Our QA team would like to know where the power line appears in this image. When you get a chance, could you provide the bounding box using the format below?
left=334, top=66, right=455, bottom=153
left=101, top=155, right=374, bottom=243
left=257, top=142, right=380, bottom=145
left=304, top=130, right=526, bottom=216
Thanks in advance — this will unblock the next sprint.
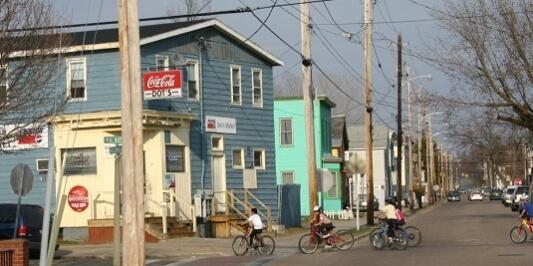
left=241, top=0, right=279, bottom=42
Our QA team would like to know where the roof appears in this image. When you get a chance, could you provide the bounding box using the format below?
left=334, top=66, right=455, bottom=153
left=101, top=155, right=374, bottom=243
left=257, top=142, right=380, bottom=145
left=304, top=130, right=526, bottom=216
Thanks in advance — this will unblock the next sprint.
left=347, top=124, right=391, bottom=149
left=13, top=19, right=283, bottom=66
left=274, top=94, right=336, bottom=108
left=331, top=115, right=346, bottom=148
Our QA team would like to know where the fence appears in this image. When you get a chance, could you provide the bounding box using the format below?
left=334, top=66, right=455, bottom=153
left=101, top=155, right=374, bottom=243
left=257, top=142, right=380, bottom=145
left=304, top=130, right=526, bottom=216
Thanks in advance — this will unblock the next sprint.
left=279, top=184, right=301, bottom=228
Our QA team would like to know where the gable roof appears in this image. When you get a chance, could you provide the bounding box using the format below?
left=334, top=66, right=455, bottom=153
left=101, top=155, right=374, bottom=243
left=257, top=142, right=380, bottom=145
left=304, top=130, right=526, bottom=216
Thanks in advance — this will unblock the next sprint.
left=15, top=19, right=283, bottom=66
left=347, top=124, right=391, bottom=149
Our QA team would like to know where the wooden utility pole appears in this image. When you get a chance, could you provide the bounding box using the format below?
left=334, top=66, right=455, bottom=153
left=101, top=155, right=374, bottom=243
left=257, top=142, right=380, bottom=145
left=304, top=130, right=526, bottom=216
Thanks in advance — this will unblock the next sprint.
left=428, top=116, right=434, bottom=204
left=407, top=67, right=414, bottom=210
left=300, top=0, right=318, bottom=210
left=417, top=85, right=426, bottom=205
left=118, top=0, right=145, bottom=264
left=363, top=0, right=375, bottom=225
left=396, top=34, right=403, bottom=210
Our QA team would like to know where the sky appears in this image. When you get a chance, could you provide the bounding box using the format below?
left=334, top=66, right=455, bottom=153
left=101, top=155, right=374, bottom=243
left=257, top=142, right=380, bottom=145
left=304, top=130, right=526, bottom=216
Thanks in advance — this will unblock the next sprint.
left=51, top=0, right=450, bottom=135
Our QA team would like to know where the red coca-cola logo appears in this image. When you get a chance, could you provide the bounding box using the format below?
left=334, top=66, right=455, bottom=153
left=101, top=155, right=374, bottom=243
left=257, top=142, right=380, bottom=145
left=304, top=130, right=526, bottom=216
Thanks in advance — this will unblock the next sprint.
left=68, top=185, right=89, bottom=212
left=143, top=70, right=182, bottom=91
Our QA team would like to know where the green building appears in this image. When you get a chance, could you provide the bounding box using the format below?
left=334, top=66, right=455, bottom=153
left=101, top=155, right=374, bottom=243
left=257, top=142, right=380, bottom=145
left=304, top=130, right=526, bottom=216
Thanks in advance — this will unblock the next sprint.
left=274, top=95, right=343, bottom=216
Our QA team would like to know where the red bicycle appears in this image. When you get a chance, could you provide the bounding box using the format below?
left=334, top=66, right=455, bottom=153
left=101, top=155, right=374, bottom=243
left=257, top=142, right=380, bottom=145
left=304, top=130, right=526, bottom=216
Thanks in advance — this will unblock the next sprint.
left=298, top=225, right=354, bottom=254
left=510, top=217, right=533, bottom=243
left=232, top=225, right=275, bottom=256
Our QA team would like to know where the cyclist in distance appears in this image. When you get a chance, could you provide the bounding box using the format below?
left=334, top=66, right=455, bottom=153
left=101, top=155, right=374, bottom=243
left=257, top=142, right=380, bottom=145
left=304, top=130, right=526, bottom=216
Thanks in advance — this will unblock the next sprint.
left=242, top=207, right=264, bottom=248
left=381, top=197, right=399, bottom=242
left=310, top=206, right=334, bottom=246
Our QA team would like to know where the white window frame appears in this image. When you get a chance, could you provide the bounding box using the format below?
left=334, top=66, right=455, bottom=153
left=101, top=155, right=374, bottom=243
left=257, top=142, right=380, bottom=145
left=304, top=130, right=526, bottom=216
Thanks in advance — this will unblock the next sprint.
left=280, top=118, right=293, bottom=146
left=230, top=65, right=242, bottom=105
left=155, top=54, right=169, bottom=71
left=0, top=65, right=8, bottom=104
left=211, top=135, right=224, bottom=151
left=66, top=58, right=87, bottom=102
left=253, top=149, right=265, bottom=170
left=251, top=68, right=263, bottom=107
left=232, top=148, right=244, bottom=169
left=281, top=171, right=295, bottom=185
left=36, top=158, right=49, bottom=175
left=186, top=59, right=199, bottom=101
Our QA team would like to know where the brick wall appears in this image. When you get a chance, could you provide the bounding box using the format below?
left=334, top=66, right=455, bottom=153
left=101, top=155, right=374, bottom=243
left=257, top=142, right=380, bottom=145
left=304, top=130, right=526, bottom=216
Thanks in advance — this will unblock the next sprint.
left=0, top=239, right=29, bottom=266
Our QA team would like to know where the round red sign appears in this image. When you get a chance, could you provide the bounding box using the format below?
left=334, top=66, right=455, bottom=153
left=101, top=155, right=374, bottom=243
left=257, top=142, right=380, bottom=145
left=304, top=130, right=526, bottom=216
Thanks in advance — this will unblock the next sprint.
left=68, top=185, right=89, bottom=212
left=514, top=178, right=523, bottom=186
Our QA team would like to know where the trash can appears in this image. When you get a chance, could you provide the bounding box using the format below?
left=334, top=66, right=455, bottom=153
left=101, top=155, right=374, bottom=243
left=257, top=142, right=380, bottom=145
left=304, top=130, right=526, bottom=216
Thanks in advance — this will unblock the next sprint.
left=197, top=217, right=213, bottom=238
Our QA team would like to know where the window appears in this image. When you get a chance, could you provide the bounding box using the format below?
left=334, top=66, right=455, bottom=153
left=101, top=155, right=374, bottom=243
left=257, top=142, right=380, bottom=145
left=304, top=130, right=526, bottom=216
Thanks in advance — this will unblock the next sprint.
left=67, top=58, right=86, bottom=101
left=252, top=68, right=262, bottom=107
left=232, top=149, right=244, bottom=168
left=166, top=145, right=185, bottom=173
left=61, top=147, right=97, bottom=175
left=253, top=149, right=265, bottom=169
left=280, top=118, right=293, bottom=146
left=230, top=66, right=241, bottom=104
left=187, top=60, right=199, bottom=100
left=36, top=159, right=49, bottom=175
left=327, top=171, right=338, bottom=198
left=212, top=136, right=223, bottom=151
left=156, top=55, right=169, bottom=71
left=0, top=66, right=7, bottom=104
left=281, top=171, right=295, bottom=184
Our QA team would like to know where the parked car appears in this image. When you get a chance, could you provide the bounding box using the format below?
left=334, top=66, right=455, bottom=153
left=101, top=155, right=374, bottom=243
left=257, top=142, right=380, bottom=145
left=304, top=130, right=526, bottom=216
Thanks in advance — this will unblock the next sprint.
left=353, top=195, right=379, bottom=212
left=510, top=186, right=529, bottom=212
left=468, top=190, right=483, bottom=201
left=501, top=188, right=507, bottom=205
left=447, top=191, right=461, bottom=202
left=503, top=186, right=517, bottom=207
left=0, top=204, right=55, bottom=256
left=489, top=189, right=503, bottom=200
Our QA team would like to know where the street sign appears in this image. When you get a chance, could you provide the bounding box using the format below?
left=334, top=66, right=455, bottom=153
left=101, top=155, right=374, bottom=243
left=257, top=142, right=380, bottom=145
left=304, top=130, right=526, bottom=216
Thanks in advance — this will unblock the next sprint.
left=110, top=146, right=122, bottom=155
left=104, top=136, right=122, bottom=144
left=10, top=163, right=33, bottom=196
left=433, top=185, right=440, bottom=192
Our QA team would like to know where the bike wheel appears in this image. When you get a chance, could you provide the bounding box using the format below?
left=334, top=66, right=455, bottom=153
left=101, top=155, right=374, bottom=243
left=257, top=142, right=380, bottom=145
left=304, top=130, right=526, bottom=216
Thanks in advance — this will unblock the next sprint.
left=333, top=230, right=354, bottom=251
left=232, top=236, right=249, bottom=256
left=258, top=235, right=276, bottom=255
left=368, top=228, right=381, bottom=242
left=369, top=231, right=385, bottom=250
left=403, top=226, right=422, bottom=247
left=392, top=232, right=408, bottom=250
left=298, top=233, right=319, bottom=254
left=510, top=225, right=527, bottom=244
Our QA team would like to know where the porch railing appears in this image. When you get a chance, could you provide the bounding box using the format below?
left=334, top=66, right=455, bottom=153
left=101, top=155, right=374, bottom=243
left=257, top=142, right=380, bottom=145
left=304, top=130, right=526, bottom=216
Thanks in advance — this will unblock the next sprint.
left=211, top=190, right=272, bottom=232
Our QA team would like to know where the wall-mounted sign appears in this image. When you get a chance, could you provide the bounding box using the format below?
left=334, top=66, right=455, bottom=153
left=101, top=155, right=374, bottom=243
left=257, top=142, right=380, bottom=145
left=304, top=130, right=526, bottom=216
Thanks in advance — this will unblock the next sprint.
left=68, top=185, right=89, bottom=212
left=205, top=116, right=236, bottom=134
left=143, top=70, right=183, bottom=100
left=243, top=169, right=257, bottom=189
left=0, top=124, right=48, bottom=150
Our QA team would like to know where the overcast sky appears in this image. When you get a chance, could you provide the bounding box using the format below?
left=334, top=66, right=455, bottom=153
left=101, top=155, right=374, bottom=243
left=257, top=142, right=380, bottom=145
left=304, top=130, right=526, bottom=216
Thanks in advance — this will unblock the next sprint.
left=52, top=0, right=449, bottom=130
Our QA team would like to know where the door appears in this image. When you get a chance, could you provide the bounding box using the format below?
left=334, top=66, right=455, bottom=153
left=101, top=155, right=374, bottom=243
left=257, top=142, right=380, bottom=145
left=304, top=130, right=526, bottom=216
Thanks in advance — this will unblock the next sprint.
left=212, top=154, right=226, bottom=212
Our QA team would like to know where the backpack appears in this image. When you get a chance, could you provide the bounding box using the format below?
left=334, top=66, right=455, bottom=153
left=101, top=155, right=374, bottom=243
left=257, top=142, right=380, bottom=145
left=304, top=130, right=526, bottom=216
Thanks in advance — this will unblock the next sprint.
left=395, top=209, right=406, bottom=225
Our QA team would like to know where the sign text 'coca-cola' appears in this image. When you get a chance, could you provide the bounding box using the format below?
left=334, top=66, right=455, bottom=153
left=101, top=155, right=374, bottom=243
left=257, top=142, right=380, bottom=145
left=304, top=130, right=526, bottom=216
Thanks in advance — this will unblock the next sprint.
left=143, top=70, right=183, bottom=100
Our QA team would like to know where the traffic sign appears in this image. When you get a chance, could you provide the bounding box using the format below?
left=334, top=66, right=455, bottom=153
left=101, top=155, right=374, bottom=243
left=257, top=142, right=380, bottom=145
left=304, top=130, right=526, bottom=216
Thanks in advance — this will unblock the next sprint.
left=104, top=136, right=122, bottom=144
left=10, top=163, right=33, bottom=196
left=433, top=185, right=440, bottom=192
left=110, top=146, right=122, bottom=155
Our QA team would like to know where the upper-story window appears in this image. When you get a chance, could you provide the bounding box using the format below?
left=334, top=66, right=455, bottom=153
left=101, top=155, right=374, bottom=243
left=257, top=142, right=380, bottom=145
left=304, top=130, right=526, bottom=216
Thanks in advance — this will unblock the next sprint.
left=187, top=60, right=199, bottom=101
left=0, top=66, right=7, bottom=104
left=280, top=118, right=293, bottom=146
left=253, top=149, right=265, bottom=169
left=230, top=65, right=241, bottom=105
left=252, top=68, right=263, bottom=107
left=67, top=58, right=87, bottom=101
left=156, top=55, right=169, bottom=71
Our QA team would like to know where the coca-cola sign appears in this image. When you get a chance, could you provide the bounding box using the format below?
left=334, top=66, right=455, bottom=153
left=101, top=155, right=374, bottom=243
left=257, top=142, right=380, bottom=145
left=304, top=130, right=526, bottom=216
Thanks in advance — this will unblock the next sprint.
left=68, top=185, right=89, bottom=212
left=143, top=70, right=183, bottom=100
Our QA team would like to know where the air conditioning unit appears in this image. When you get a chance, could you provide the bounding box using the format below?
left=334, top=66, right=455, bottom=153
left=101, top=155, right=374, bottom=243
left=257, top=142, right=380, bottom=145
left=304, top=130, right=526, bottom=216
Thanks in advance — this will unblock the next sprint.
left=36, top=159, right=48, bottom=175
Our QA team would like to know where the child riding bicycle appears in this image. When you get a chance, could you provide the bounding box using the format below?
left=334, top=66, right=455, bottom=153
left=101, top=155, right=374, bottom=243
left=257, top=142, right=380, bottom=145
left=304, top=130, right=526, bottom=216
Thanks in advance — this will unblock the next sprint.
left=309, top=206, right=334, bottom=246
left=242, top=208, right=264, bottom=248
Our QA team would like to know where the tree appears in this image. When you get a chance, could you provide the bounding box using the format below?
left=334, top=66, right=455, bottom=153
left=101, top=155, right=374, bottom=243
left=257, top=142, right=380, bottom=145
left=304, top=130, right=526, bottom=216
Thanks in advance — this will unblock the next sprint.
left=0, top=0, right=68, bottom=151
left=167, top=0, right=213, bottom=22
left=429, top=0, right=533, bottom=133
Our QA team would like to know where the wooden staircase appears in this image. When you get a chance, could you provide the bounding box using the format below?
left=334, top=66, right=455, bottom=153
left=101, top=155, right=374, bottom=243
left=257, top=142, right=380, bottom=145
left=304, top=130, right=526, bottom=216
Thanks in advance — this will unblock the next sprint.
left=145, top=216, right=195, bottom=240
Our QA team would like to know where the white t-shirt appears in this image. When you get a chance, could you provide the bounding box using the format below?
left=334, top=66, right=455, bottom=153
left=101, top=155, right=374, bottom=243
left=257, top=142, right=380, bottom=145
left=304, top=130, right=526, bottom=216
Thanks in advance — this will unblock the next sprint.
left=381, top=204, right=397, bottom=220
left=247, top=214, right=264, bottom=229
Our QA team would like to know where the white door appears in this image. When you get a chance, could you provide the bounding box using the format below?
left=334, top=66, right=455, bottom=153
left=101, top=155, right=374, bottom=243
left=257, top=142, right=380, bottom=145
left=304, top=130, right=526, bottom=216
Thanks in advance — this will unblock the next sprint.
left=212, top=154, right=226, bottom=212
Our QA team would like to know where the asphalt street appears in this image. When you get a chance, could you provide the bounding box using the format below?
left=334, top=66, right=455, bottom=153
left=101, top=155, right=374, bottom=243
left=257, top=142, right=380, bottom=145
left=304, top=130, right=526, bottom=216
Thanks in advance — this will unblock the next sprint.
left=42, top=195, right=533, bottom=266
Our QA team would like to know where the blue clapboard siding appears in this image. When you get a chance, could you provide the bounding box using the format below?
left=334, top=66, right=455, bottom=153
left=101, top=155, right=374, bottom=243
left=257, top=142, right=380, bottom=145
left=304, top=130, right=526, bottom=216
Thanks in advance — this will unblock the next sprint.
left=142, top=28, right=279, bottom=217
left=0, top=126, right=55, bottom=208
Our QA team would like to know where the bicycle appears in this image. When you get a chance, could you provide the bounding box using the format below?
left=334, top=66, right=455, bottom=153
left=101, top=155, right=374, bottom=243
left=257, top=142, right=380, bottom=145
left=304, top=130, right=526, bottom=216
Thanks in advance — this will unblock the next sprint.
left=369, top=223, right=422, bottom=247
left=232, top=225, right=275, bottom=256
left=510, top=217, right=533, bottom=244
left=298, top=225, right=354, bottom=254
left=369, top=218, right=408, bottom=250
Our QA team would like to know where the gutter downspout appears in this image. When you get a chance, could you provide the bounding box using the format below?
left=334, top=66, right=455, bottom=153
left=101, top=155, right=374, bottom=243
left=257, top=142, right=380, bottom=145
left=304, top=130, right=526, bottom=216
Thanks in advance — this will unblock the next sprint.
left=199, top=39, right=206, bottom=190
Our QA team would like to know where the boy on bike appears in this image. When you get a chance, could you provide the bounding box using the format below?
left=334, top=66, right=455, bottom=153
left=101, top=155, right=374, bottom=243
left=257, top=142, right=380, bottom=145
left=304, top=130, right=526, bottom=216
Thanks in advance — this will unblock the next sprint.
left=242, top=208, right=263, bottom=248
left=310, top=206, right=334, bottom=246
left=519, top=201, right=533, bottom=222
left=380, top=197, right=398, bottom=242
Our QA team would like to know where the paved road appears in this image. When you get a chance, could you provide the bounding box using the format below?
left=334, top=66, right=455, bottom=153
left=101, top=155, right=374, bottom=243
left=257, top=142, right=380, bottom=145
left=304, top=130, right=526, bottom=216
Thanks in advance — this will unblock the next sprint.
left=43, top=197, right=533, bottom=265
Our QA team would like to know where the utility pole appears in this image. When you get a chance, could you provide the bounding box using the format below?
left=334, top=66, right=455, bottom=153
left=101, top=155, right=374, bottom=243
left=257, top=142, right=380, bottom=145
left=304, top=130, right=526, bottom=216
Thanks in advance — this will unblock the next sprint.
left=118, top=0, right=145, bottom=264
left=428, top=116, right=434, bottom=204
left=407, top=67, right=414, bottom=210
left=396, top=34, right=403, bottom=210
left=300, top=0, right=318, bottom=210
left=417, top=85, right=424, bottom=206
left=363, top=0, right=375, bottom=225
